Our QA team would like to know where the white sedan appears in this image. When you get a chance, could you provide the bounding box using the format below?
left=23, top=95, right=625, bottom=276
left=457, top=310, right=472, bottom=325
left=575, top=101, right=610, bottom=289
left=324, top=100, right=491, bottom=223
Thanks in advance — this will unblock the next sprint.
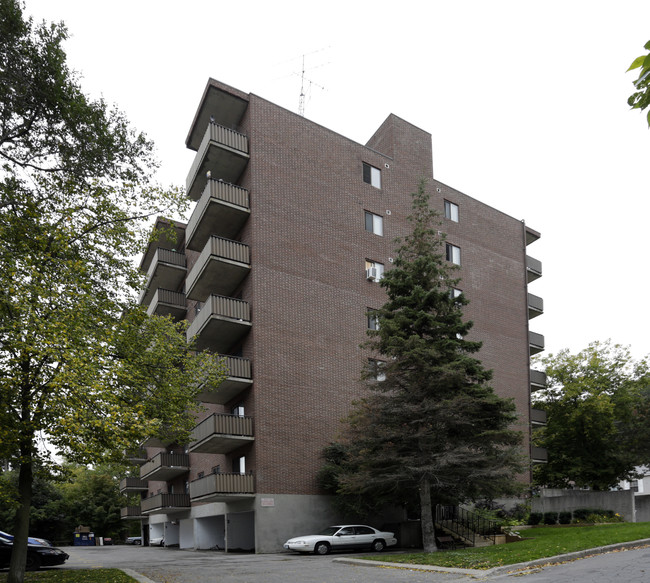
left=284, top=524, right=397, bottom=555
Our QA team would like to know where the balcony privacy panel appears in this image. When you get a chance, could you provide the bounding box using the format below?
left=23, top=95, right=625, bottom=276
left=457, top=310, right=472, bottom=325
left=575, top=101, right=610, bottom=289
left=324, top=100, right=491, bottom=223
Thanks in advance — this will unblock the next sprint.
left=197, top=356, right=253, bottom=404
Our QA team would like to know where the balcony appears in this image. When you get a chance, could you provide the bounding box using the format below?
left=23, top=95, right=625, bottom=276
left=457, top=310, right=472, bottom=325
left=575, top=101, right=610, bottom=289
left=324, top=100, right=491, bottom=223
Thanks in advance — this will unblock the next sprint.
left=531, top=446, right=548, bottom=464
left=125, top=449, right=147, bottom=465
left=190, top=472, right=255, bottom=503
left=186, top=236, right=251, bottom=302
left=529, top=331, right=545, bottom=356
left=141, top=493, right=191, bottom=515
left=527, top=293, right=544, bottom=319
left=186, top=123, right=250, bottom=201
left=187, top=295, right=252, bottom=352
left=526, top=255, right=542, bottom=283
left=139, top=219, right=186, bottom=273
left=525, top=226, right=541, bottom=246
left=186, top=80, right=249, bottom=152
left=197, top=356, right=253, bottom=405
left=140, top=453, right=190, bottom=481
left=139, top=248, right=187, bottom=307
left=186, top=180, right=250, bottom=250
left=147, top=289, right=187, bottom=320
left=119, top=477, right=148, bottom=494
left=121, top=506, right=144, bottom=520
left=531, top=408, right=547, bottom=427
left=530, top=369, right=547, bottom=393
left=189, top=413, right=254, bottom=454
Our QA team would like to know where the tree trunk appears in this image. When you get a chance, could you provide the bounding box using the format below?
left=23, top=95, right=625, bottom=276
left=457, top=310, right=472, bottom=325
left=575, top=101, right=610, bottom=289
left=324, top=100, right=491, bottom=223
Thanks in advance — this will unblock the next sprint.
left=8, top=441, right=33, bottom=583
left=419, top=477, right=437, bottom=552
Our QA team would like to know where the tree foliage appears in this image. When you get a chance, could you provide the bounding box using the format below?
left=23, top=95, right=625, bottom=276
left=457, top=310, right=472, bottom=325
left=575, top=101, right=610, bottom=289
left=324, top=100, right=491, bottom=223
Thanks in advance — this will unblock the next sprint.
left=0, top=2, right=225, bottom=580
left=627, top=40, right=650, bottom=126
left=532, top=341, right=650, bottom=491
left=324, top=180, right=524, bottom=552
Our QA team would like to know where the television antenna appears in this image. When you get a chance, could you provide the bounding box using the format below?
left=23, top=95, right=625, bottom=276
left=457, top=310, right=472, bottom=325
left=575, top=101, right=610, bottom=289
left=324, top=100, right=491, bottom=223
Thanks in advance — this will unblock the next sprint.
left=296, top=48, right=330, bottom=117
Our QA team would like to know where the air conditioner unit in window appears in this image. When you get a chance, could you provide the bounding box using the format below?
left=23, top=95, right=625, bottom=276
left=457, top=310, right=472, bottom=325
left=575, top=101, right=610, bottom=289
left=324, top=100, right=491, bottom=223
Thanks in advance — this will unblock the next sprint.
left=366, top=267, right=378, bottom=281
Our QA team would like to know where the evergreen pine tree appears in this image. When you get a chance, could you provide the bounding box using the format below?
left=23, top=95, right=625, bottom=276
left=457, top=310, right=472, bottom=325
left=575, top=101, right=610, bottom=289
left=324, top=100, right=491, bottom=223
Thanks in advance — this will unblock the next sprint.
left=336, top=179, right=524, bottom=552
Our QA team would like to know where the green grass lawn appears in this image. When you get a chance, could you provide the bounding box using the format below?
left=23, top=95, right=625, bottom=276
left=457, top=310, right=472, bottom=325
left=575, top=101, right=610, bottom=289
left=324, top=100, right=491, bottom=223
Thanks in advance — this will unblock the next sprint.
left=365, top=523, right=650, bottom=570
left=0, top=569, right=137, bottom=583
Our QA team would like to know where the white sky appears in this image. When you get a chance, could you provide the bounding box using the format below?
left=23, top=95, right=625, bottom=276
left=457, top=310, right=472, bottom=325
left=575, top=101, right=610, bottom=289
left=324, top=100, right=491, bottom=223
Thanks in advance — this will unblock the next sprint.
left=24, top=0, right=650, bottom=360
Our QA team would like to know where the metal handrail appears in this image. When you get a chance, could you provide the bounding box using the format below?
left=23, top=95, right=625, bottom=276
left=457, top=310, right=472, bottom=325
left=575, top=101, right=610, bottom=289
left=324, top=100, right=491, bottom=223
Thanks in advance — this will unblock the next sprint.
left=435, top=505, right=499, bottom=546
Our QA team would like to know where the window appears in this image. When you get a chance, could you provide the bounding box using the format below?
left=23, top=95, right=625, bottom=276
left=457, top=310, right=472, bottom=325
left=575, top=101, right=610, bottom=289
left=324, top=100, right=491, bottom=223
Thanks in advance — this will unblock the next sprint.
left=445, top=243, right=461, bottom=265
left=364, top=211, right=383, bottom=236
left=450, top=288, right=462, bottom=302
left=231, top=404, right=245, bottom=416
left=444, top=200, right=459, bottom=222
left=367, top=309, right=379, bottom=330
left=365, top=260, right=385, bottom=281
left=233, top=455, right=246, bottom=474
left=362, top=162, right=381, bottom=189
left=368, top=359, right=386, bottom=381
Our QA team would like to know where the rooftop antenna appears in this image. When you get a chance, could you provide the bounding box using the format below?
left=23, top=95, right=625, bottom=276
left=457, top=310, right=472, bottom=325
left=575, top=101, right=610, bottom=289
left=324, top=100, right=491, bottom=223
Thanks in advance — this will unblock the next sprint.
left=297, top=49, right=329, bottom=117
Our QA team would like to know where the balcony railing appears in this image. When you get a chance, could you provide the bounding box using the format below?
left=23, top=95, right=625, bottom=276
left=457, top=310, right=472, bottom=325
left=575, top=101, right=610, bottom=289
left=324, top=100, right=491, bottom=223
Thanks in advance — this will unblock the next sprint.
left=121, top=506, right=144, bottom=520
left=189, top=413, right=254, bottom=454
left=530, top=369, right=547, bottom=392
left=140, top=453, right=190, bottom=481
left=141, top=493, right=191, bottom=515
left=197, top=355, right=253, bottom=405
left=186, top=180, right=250, bottom=249
left=527, top=293, right=544, bottom=319
left=119, top=477, right=148, bottom=493
left=190, top=472, right=255, bottom=502
left=531, top=446, right=548, bottom=463
left=186, top=123, right=250, bottom=200
left=125, top=448, right=147, bottom=465
left=526, top=255, right=542, bottom=283
left=186, top=294, right=252, bottom=352
left=147, top=289, right=187, bottom=320
left=529, top=331, right=545, bottom=355
left=186, top=236, right=251, bottom=301
left=531, top=408, right=547, bottom=426
left=139, top=248, right=187, bottom=306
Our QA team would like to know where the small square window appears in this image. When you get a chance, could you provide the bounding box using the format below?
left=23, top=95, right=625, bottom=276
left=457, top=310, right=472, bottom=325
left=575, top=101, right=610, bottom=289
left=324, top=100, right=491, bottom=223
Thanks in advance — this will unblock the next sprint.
left=364, top=211, right=383, bottom=236
left=365, top=260, right=384, bottom=281
left=444, top=200, right=459, bottom=222
left=367, top=309, right=380, bottom=330
left=362, top=162, right=381, bottom=189
left=445, top=243, right=461, bottom=265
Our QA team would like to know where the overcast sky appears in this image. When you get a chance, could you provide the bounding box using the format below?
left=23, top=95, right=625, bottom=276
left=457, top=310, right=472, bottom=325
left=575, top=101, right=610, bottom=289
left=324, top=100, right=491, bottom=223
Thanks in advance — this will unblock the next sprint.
left=24, top=0, right=650, bottom=360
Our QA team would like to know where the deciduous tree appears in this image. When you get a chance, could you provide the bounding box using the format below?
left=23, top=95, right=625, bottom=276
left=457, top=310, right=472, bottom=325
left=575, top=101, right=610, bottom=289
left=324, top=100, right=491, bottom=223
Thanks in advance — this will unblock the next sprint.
left=532, top=341, right=650, bottom=490
left=0, top=3, right=224, bottom=581
left=326, top=180, right=524, bottom=552
left=627, top=40, right=650, bottom=126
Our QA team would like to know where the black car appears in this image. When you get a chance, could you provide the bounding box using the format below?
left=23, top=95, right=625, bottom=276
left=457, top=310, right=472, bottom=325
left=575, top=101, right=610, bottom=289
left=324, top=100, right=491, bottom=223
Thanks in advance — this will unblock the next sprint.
left=0, top=536, right=69, bottom=570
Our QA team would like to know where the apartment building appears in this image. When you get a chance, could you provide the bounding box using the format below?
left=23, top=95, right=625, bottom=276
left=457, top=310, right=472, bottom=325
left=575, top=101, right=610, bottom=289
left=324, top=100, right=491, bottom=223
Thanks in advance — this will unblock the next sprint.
left=120, top=78, right=546, bottom=553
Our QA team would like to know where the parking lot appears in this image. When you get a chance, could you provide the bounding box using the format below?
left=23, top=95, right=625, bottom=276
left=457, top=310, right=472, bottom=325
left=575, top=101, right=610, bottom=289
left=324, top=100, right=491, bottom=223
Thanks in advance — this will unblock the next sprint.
left=62, top=545, right=473, bottom=583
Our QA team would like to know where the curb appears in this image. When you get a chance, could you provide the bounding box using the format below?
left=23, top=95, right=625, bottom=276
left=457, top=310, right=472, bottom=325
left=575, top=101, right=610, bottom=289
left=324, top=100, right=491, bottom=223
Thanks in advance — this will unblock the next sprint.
left=332, top=538, right=650, bottom=577
left=121, top=568, right=159, bottom=583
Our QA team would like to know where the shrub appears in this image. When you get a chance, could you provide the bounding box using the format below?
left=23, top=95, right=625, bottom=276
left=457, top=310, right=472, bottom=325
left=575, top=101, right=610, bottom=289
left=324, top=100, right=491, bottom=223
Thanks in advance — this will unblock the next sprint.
left=558, top=511, right=572, bottom=524
left=528, top=512, right=542, bottom=525
left=543, top=512, right=558, bottom=525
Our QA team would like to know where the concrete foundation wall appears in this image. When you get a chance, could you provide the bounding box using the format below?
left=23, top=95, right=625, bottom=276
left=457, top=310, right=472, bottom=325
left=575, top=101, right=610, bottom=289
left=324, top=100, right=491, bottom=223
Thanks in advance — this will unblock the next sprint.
left=532, top=489, right=635, bottom=521
left=254, top=493, right=346, bottom=553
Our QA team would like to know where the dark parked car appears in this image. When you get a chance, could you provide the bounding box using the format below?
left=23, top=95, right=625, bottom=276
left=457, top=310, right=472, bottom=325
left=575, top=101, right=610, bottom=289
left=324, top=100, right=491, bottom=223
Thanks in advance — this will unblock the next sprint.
left=0, top=535, right=69, bottom=570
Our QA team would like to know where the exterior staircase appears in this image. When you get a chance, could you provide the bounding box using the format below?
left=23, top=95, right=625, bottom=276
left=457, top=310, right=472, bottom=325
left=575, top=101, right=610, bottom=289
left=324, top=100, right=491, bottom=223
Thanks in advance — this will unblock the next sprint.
left=435, top=505, right=503, bottom=547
